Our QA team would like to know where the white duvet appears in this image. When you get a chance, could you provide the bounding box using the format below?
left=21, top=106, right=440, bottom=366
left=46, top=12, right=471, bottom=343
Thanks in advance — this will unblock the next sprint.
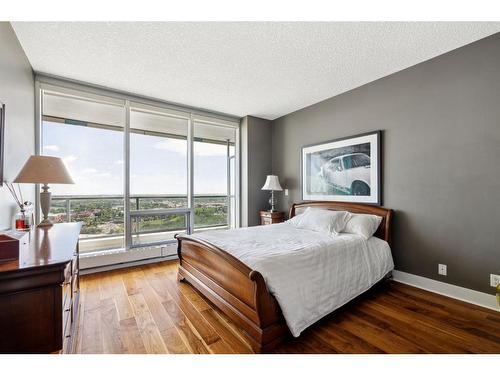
left=189, top=223, right=394, bottom=337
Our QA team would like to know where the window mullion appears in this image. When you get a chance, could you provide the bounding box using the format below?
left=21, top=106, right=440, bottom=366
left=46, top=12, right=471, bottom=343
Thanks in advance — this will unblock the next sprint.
left=187, top=114, right=194, bottom=234
left=124, top=100, right=132, bottom=249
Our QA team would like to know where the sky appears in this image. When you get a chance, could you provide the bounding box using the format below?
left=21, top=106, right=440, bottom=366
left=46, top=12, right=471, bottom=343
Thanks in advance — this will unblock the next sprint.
left=42, top=121, right=233, bottom=196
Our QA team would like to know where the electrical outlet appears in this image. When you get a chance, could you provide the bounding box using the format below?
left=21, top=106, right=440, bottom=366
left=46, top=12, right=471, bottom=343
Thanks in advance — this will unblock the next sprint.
left=490, top=274, right=500, bottom=287
left=284, top=189, right=289, bottom=196
left=438, top=264, right=447, bottom=276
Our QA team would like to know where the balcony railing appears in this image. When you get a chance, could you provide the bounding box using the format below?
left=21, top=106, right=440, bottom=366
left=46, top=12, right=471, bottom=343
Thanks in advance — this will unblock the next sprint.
left=49, top=194, right=231, bottom=243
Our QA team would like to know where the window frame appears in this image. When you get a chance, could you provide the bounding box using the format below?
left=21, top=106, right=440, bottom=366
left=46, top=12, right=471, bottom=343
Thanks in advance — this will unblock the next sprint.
left=35, top=76, right=240, bottom=262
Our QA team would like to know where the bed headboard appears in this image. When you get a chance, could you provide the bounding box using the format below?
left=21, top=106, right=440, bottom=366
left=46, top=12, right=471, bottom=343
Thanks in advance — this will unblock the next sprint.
left=289, top=201, right=393, bottom=244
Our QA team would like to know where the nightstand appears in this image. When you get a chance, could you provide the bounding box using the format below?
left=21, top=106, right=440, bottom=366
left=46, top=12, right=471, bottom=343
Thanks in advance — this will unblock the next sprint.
left=260, top=211, right=285, bottom=225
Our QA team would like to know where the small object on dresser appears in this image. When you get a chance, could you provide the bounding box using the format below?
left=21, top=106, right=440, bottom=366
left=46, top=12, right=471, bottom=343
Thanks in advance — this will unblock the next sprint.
left=0, top=230, right=29, bottom=262
left=260, top=210, right=284, bottom=225
left=14, top=206, right=33, bottom=231
left=4, top=182, right=32, bottom=230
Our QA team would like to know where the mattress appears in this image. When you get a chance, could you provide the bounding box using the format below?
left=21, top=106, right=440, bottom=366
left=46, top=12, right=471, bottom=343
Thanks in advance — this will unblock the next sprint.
left=189, top=222, right=394, bottom=337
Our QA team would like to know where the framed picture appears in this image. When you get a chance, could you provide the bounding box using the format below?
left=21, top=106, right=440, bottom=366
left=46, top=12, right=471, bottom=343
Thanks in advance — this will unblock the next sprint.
left=0, top=102, right=4, bottom=187
left=301, top=130, right=381, bottom=204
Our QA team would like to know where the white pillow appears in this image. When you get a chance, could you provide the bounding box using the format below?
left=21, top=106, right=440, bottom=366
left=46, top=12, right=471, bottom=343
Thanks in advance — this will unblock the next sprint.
left=292, top=208, right=351, bottom=235
left=286, top=207, right=310, bottom=227
left=343, top=213, right=382, bottom=239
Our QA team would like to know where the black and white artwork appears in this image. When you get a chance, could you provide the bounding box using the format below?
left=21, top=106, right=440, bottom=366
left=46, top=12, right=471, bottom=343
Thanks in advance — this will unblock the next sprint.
left=301, top=131, right=381, bottom=204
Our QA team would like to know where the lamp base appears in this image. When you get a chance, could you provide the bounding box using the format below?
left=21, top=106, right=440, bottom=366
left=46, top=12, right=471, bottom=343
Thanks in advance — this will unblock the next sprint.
left=39, top=184, right=53, bottom=228
left=268, top=190, right=277, bottom=212
left=37, top=218, right=53, bottom=227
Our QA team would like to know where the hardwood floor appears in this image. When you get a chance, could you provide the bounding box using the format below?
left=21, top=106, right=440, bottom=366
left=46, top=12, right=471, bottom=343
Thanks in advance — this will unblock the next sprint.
left=75, top=260, right=500, bottom=354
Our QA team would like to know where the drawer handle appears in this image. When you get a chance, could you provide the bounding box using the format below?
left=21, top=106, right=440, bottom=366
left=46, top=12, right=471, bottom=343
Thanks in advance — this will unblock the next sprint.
left=62, top=281, right=70, bottom=286
left=64, top=307, right=70, bottom=312
left=65, top=334, right=71, bottom=338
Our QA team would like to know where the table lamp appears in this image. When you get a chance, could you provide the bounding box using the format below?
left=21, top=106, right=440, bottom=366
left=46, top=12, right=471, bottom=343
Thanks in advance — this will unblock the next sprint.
left=261, top=175, right=282, bottom=212
left=14, top=155, right=74, bottom=227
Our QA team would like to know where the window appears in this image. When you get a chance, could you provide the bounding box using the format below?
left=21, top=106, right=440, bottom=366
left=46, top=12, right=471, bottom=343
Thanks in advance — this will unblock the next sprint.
left=42, top=88, right=125, bottom=253
left=38, top=81, right=239, bottom=265
left=129, top=104, right=190, bottom=246
left=194, top=120, right=236, bottom=231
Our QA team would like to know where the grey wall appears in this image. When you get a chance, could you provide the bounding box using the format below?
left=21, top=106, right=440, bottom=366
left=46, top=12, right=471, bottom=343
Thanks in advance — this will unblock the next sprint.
left=271, top=33, right=500, bottom=295
left=0, top=23, right=35, bottom=230
left=241, top=116, right=272, bottom=227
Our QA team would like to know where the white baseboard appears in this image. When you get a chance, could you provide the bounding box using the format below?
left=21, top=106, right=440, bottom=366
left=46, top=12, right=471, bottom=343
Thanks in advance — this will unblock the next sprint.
left=80, top=254, right=177, bottom=275
left=392, top=270, right=499, bottom=312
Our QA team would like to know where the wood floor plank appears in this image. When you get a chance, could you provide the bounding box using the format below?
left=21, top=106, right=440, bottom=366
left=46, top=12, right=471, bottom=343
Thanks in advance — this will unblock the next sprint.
left=128, top=293, right=168, bottom=354
left=159, top=326, right=191, bottom=354
left=79, top=306, right=103, bottom=353
left=77, top=261, right=500, bottom=354
left=119, top=317, right=148, bottom=354
left=122, top=268, right=146, bottom=296
left=162, top=273, right=221, bottom=345
left=82, top=274, right=101, bottom=312
left=375, top=291, right=500, bottom=352
left=312, top=322, right=385, bottom=354
left=384, top=286, right=500, bottom=337
left=144, top=270, right=175, bottom=303
left=162, top=299, right=209, bottom=354
left=356, top=300, right=470, bottom=353
left=100, top=297, right=126, bottom=354
left=208, top=338, right=234, bottom=354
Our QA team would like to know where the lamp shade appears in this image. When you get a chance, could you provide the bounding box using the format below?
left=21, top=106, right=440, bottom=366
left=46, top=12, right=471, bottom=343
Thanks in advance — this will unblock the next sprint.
left=14, top=156, right=74, bottom=184
left=261, top=175, right=282, bottom=191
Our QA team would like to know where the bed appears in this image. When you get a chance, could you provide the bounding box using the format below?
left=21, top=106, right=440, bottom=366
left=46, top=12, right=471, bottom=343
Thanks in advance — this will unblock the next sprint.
left=175, top=201, right=393, bottom=352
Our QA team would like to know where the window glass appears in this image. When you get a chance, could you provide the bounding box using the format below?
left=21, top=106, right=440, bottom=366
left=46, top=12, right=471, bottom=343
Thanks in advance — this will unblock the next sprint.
left=129, top=107, right=188, bottom=208
left=42, top=119, right=125, bottom=249
left=193, top=122, right=236, bottom=230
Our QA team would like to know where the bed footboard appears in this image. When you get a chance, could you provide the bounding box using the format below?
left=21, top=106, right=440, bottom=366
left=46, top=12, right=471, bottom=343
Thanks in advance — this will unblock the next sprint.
left=176, top=234, right=289, bottom=353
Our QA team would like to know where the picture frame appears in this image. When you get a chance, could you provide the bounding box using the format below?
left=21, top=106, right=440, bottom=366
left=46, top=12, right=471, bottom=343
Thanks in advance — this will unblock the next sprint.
left=0, top=102, right=5, bottom=187
left=301, top=130, right=381, bottom=205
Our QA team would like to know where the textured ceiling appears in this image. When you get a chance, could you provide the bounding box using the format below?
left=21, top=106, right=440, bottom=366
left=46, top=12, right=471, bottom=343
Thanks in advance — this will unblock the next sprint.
left=12, top=22, right=500, bottom=120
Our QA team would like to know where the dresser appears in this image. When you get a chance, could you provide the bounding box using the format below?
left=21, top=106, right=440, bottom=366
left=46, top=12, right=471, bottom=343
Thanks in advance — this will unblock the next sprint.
left=259, top=210, right=285, bottom=225
left=0, top=223, right=82, bottom=353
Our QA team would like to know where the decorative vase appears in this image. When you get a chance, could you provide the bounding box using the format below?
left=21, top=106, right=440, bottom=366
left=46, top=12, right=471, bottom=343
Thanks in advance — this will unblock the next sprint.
left=14, top=208, right=31, bottom=231
left=14, top=210, right=27, bottom=230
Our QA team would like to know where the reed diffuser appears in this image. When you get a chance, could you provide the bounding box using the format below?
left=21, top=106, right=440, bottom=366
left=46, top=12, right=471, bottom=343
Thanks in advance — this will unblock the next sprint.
left=4, top=181, right=32, bottom=230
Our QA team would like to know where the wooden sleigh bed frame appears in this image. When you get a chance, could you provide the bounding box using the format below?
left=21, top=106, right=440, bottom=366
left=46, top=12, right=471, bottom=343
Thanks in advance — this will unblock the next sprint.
left=176, top=201, right=393, bottom=353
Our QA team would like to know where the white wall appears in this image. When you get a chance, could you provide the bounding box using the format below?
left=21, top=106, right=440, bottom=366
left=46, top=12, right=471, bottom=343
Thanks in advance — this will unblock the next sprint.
left=0, top=23, right=35, bottom=230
